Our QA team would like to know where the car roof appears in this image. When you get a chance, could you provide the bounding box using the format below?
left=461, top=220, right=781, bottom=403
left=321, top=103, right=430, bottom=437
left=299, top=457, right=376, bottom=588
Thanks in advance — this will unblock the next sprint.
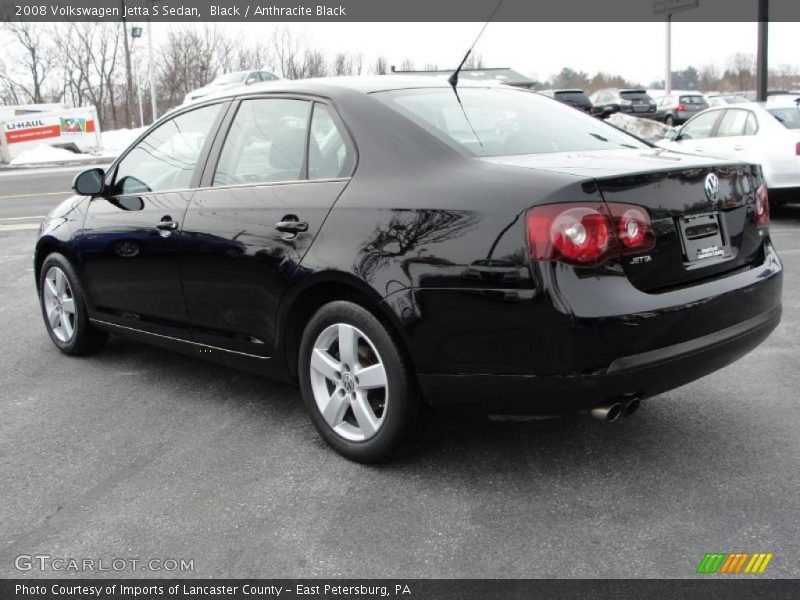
left=198, top=75, right=506, bottom=102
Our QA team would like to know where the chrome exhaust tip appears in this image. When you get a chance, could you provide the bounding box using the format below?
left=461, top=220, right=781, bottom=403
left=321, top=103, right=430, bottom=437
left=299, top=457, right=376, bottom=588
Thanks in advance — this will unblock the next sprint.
left=589, top=402, right=623, bottom=423
left=623, top=398, right=641, bottom=417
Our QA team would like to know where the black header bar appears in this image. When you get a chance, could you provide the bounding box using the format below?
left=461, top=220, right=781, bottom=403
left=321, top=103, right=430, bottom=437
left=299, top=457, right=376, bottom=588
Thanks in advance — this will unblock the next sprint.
left=2, top=0, right=800, bottom=22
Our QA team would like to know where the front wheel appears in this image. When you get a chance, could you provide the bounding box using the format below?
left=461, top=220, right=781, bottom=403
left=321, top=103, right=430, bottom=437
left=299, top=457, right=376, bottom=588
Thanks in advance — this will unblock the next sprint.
left=298, top=301, right=418, bottom=463
left=38, top=253, right=108, bottom=355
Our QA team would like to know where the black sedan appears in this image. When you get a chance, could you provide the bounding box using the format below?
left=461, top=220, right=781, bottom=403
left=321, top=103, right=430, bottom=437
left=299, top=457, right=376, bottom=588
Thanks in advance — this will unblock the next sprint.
left=35, top=77, right=782, bottom=462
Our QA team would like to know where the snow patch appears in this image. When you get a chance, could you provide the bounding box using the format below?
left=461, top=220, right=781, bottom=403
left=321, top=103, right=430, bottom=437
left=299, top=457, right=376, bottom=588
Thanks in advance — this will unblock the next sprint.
left=101, top=127, right=145, bottom=154
left=9, top=145, right=84, bottom=166
left=607, top=113, right=669, bottom=142
left=7, top=126, right=146, bottom=166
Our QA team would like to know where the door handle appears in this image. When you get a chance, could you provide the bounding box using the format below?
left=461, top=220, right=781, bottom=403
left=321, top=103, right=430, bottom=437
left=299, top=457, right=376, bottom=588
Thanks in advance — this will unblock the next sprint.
left=275, top=219, right=309, bottom=234
left=694, top=147, right=705, bottom=153
left=156, top=217, right=179, bottom=231
left=732, top=145, right=744, bottom=151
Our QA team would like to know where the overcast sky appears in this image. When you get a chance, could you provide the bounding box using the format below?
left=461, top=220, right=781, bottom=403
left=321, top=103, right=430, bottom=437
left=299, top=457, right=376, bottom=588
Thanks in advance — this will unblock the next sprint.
left=173, top=21, right=800, bottom=85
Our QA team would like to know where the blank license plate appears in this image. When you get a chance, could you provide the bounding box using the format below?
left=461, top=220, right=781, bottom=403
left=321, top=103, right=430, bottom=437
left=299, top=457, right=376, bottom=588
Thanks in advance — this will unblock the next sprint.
left=679, top=213, right=725, bottom=262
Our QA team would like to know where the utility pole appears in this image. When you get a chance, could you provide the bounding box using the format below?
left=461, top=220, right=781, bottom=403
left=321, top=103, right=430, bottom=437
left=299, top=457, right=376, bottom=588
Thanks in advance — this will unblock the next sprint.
left=756, top=0, right=769, bottom=101
left=147, top=1, right=157, bottom=122
left=121, top=0, right=134, bottom=128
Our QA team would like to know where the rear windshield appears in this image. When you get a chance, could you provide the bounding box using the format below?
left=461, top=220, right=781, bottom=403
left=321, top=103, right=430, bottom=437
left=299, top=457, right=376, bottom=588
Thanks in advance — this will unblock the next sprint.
left=555, top=91, right=591, bottom=106
left=768, top=107, right=800, bottom=129
left=373, top=87, right=648, bottom=157
left=679, top=95, right=707, bottom=105
left=620, top=91, right=651, bottom=101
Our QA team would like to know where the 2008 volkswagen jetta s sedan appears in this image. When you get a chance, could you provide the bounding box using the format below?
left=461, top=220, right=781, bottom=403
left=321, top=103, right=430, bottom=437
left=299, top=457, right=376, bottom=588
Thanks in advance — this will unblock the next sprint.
left=35, top=77, right=782, bottom=462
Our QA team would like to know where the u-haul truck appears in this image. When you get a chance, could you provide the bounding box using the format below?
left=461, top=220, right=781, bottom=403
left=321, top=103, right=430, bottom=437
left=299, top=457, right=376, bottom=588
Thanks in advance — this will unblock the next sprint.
left=0, top=106, right=102, bottom=163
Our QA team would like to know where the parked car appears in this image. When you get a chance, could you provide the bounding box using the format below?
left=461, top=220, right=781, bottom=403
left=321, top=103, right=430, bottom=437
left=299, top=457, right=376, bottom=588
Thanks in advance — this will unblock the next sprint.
left=657, top=102, right=800, bottom=205
left=655, top=93, right=709, bottom=126
left=183, top=70, right=279, bottom=104
left=36, top=77, right=781, bottom=462
left=538, top=89, right=592, bottom=113
left=589, top=89, right=657, bottom=118
left=706, top=94, right=748, bottom=107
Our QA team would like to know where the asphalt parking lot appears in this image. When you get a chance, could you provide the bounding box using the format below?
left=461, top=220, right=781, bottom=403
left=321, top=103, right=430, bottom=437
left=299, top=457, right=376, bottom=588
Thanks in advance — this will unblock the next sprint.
left=1, top=169, right=799, bottom=578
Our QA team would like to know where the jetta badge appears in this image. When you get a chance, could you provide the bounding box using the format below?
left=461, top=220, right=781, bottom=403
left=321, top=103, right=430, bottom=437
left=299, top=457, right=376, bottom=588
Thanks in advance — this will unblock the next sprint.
left=704, top=172, right=720, bottom=203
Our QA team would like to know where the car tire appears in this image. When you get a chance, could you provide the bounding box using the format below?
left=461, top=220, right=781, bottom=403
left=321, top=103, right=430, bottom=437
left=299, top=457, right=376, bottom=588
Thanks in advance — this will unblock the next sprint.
left=665, top=115, right=674, bottom=126
left=38, top=252, right=108, bottom=356
left=298, top=300, right=418, bottom=463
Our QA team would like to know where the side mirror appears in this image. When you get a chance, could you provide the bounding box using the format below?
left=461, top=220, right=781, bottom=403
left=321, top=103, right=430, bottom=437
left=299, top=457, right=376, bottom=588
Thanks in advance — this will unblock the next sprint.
left=72, top=168, right=105, bottom=196
left=245, top=76, right=258, bottom=85
left=664, top=128, right=679, bottom=141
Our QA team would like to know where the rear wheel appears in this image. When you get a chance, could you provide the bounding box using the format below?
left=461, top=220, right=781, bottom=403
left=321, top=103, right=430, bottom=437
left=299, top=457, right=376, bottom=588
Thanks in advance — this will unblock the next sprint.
left=298, top=301, right=418, bottom=463
left=38, top=253, right=108, bottom=355
left=665, top=115, right=674, bottom=126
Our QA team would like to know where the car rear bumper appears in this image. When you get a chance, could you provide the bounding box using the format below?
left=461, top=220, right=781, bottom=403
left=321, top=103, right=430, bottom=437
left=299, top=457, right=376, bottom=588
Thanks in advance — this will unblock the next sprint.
left=392, top=240, right=782, bottom=415
left=418, top=305, right=781, bottom=415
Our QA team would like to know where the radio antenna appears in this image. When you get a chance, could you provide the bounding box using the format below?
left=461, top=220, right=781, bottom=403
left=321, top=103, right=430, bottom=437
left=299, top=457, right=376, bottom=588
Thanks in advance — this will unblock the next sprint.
left=448, top=0, right=505, bottom=89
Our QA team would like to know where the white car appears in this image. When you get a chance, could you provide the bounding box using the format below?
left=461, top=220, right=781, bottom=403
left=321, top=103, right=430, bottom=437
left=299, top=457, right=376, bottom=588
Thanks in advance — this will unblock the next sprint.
left=657, top=101, right=800, bottom=205
left=183, top=70, right=279, bottom=105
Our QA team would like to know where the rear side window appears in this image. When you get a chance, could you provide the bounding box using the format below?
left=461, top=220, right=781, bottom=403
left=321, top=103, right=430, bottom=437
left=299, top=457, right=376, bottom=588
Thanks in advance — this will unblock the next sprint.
left=112, top=103, right=222, bottom=195
left=213, top=98, right=311, bottom=186
left=716, top=109, right=750, bottom=137
left=308, top=104, right=355, bottom=179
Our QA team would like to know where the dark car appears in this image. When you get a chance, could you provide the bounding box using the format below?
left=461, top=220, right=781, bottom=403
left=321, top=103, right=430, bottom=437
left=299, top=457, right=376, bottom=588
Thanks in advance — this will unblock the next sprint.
left=35, top=77, right=781, bottom=463
left=538, top=89, right=592, bottom=113
left=590, top=88, right=657, bottom=119
left=655, top=93, right=709, bottom=126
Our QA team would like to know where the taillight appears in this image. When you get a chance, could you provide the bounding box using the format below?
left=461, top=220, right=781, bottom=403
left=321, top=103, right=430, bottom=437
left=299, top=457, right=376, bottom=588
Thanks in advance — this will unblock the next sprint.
left=755, top=184, right=769, bottom=228
left=677, top=104, right=688, bottom=111
left=795, top=142, right=800, bottom=156
left=526, top=202, right=655, bottom=266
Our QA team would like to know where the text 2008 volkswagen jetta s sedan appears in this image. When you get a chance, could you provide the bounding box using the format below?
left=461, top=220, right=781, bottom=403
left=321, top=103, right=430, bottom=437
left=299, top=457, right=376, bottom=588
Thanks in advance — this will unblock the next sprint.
left=35, top=77, right=782, bottom=462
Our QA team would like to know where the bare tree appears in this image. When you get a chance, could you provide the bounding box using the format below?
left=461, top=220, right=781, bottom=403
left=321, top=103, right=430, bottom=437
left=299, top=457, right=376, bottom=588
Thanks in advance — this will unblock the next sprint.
left=3, top=22, right=58, bottom=103
left=726, top=53, right=755, bottom=92
left=332, top=52, right=352, bottom=76
left=464, top=53, right=484, bottom=70
left=272, top=27, right=304, bottom=79
left=303, top=49, right=327, bottom=78
left=373, top=56, right=388, bottom=75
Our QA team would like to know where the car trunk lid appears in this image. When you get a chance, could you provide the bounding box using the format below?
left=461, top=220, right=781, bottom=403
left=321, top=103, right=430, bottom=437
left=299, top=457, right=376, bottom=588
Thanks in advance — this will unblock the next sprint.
left=483, top=149, right=766, bottom=291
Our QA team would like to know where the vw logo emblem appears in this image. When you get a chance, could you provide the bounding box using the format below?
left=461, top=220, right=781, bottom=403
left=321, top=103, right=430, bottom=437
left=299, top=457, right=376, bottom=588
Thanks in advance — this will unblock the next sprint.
left=704, top=173, right=720, bottom=203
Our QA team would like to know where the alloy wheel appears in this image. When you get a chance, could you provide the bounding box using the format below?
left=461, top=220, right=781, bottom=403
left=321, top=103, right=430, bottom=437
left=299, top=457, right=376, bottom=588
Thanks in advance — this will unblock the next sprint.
left=43, top=266, right=77, bottom=343
left=308, top=323, right=388, bottom=442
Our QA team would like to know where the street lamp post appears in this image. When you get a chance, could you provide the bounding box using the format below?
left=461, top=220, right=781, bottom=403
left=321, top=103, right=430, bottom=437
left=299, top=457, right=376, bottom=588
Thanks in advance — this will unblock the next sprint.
left=146, top=0, right=157, bottom=122
left=131, top=26, right=144, bottom=127
left=653, top=0, right=699, bottom=95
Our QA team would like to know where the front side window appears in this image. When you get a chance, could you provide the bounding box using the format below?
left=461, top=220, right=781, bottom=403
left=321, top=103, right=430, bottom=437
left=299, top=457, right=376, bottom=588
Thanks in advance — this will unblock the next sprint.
left=112, top=103, right=222, bottom=195
left=213, top=98, right=311, bottom=186
left=308, top=104, right=355, bottom=179
left=680, top=110, right=721, bottom=140
left=373, top=87, right=647, bottom=157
